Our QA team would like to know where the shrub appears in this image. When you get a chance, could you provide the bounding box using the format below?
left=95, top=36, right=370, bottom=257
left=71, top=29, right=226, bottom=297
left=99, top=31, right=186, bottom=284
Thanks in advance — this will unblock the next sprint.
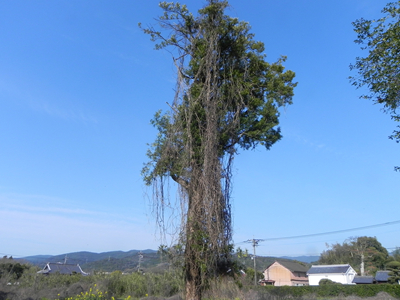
left=319, top=278, right=342, bottom=285
left=258, top=283, right=400, bottom=299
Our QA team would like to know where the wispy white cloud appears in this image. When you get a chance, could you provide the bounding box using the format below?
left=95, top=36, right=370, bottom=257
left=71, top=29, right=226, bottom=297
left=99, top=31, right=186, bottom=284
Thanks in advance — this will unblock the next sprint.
left=0, top=192, right=158, bottom=257
left=0, top=209, right=145, bottom=255
left=0, top=192, right=141, bottom=223
left=113, top=51, right=144, bottom=64
left=0, top=75, right=98, bottom=124
left=3, top=202, right=97, bottom=216
left=289, top=132, right=335, bottom=153
left=28, top=98, right=98, bottom=124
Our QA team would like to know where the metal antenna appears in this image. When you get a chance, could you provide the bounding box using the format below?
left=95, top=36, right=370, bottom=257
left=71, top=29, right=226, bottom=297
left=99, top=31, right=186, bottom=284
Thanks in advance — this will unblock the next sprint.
left=138, top=251, right=143, bottom=272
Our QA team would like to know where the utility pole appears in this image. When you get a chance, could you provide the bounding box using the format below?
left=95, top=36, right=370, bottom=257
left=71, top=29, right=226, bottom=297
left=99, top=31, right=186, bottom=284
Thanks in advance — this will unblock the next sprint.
left=138, top=251, right=143, bottom=272
left=245, top=239, right=263, bottom=286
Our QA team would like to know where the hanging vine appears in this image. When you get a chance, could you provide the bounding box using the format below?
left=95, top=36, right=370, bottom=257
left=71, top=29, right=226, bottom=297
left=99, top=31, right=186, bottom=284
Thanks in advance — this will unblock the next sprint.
left=141, top=1, right=296, bottom=299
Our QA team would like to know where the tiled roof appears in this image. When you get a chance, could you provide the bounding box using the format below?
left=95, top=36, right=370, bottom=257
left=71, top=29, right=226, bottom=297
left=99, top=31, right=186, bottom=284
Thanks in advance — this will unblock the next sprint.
left=352, top=276, right=374, bottom=284
left=307, top=264, right=352, bottom=274
left=276, top=260, right=309, bottom=273
left=37, top=263, right=88, bottom=275
left=375, top=271, right=390, bottom=282
left=266, top=260, right=308, bottom=273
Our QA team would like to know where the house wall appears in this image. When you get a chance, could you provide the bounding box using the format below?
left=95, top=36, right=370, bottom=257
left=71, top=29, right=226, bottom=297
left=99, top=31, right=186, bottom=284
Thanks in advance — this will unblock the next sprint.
left=264, top=262, right=293, bottom=286
left=309, top=272, right=356, bottom=286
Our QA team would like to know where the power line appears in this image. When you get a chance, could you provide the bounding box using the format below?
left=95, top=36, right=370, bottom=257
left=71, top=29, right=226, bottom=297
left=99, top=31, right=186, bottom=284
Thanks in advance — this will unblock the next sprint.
left=240, top=219, right=400, bottom=243
left=0, top=252, right=26, bottom=258
left=386, top=247, right=400, bottom=250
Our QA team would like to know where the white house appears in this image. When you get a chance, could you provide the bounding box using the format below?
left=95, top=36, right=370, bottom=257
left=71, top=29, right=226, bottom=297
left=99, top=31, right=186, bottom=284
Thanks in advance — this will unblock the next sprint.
left=307, top=264, right=357, bottom=285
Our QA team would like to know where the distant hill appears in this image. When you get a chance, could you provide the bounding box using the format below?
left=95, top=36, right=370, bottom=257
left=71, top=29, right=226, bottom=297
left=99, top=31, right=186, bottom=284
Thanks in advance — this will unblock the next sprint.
left=280, top=256, right=319, bottom=264
left=21, top=250, right=157, bottom=270
left=21, top=254, right=53, bottom=263
left=21, top=250, right=317, bottom=273
left=83, top=251, right=160, bottom=273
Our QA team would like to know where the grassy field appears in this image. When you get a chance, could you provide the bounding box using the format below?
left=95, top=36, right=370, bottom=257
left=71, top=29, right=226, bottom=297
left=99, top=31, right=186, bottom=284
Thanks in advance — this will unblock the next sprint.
left=1, top=258, right=400, bottom=300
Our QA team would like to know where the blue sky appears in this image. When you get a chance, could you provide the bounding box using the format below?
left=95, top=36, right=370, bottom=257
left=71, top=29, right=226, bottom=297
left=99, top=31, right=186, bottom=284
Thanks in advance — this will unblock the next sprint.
left=1, top=0, right=398, bottom=258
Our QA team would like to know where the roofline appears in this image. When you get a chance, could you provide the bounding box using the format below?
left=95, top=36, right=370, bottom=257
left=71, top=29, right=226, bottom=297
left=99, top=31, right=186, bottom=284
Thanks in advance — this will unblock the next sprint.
left=264, top=260, right=308, bottom=273
left=307, top=265, right=356, bottom=276
left=309, top=264, right=351, bottom=267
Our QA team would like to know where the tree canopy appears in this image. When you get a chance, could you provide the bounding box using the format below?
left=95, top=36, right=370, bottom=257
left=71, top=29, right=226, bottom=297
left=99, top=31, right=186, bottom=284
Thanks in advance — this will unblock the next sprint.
left=387, top=260, right=400, bottom=283
left=142, top=1, right=296, bottom=186
left=141, top=1, right=296, bottom=298
left=350, top=1, right=400, bottom=170
left=319, top=236, right=389, bottom=275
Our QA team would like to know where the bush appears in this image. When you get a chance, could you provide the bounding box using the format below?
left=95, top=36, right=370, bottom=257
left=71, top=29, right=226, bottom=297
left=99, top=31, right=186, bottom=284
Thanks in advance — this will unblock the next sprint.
left=0, top=257, right=32, bottom=281
left=104, top=270, right=182, bottom=298
left=319, top=279, right=342, bottom=285
left=259, top=284, right=400, bottom=299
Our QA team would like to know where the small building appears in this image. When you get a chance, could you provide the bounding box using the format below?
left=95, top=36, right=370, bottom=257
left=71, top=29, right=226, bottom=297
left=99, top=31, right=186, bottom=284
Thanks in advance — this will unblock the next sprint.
left=375, top=270, right=390, bottom=284
left=37, top=263, right=89, bottom=276
left=307, top=264, right=356, bottom=285
left=352, top=275, right=375, bottom=284
left=262, top=261, right=309, bottom=286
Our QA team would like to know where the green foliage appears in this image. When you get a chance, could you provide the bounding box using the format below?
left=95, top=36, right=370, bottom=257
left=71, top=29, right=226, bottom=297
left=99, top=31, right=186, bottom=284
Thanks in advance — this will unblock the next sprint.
left=318, top=236, right=389, bottom=275
left=156, top=244, right=184, bottom=272
left=34, top=273, right=94, bottom=290
left=387, top=260, right=400, bottom=284
left=95, top=271, right=183, bottom=299
left=141, top=3, right=297, bottom=184
left=1, top=264, right=183, bottom=300
left=0, top=257, right=38, bottom=288
left=261, top=284, right=400, bottom=299
left=5, top=263, right=400, bottom=300
left=392, top=247, right=400, bottom=262
left=0, top=260, right=30, bottom=280
left=350, top=1, right=400, bottom=112
left=240, top=267, right=263, bottom=286
left=59, top=284, right=112, bottom=300
left=319, top=278, right=342, bottom=285
left=350, top=1, right=400, bottom=170
left=235, top=247, right=249, bottom=260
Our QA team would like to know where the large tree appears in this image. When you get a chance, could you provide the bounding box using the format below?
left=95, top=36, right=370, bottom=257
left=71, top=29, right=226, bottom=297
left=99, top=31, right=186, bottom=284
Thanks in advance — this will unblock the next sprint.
left=141, top=1, right=296, bottom=299
left=319, top=236, right=389, bottom=275
left=350, top=1, right=400, bottom=171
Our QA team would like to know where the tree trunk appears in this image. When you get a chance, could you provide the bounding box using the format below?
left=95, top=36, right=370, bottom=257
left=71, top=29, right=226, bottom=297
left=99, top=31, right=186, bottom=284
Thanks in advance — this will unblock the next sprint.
left=360, top=253, right=365, bottom=276
left=185, top=248, right=202, bottom=300
left=184, top=185, right=204, bottom=300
